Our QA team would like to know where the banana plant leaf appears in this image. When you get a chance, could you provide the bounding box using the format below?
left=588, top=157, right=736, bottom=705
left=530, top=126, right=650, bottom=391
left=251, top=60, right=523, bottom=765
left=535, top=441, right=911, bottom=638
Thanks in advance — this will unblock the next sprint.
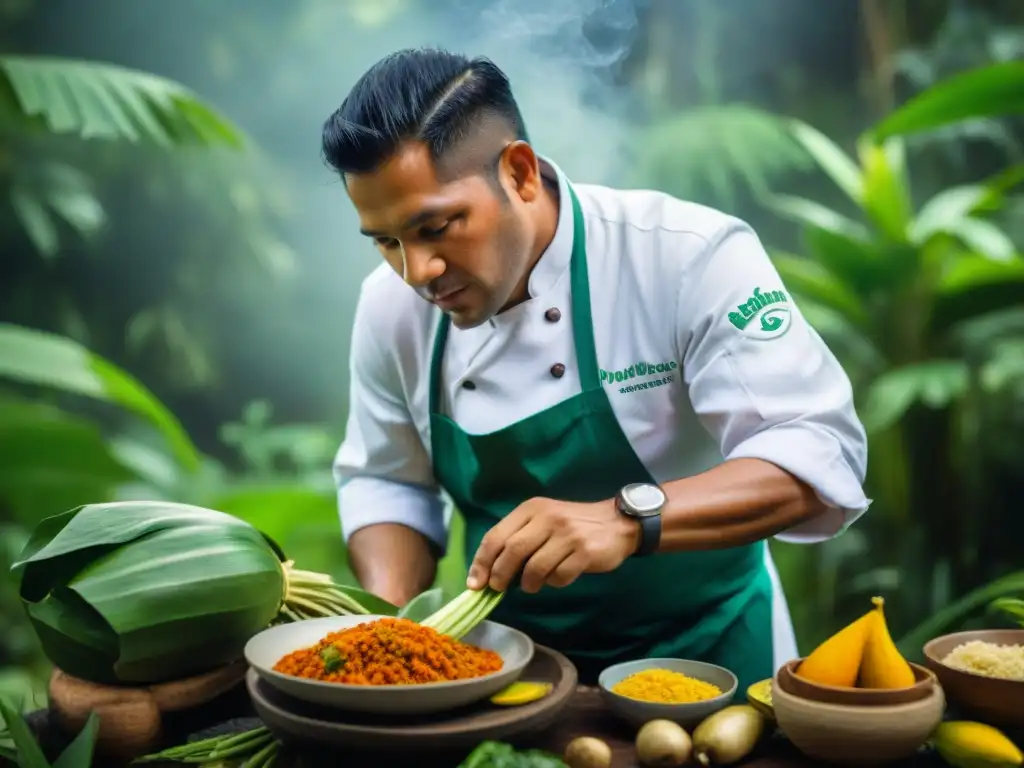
left=871, top=61, right=1024, bottom=141
left=0, top=323, right=201, bottom=472
left=0, top=55, right=245, bottom=149
left=11, top=502, right=285, bottom=684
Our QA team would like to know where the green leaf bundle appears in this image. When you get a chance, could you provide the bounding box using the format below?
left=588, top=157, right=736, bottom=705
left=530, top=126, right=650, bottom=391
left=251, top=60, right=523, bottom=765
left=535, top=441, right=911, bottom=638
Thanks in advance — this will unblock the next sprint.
left=10, top=501, right=374, bottom=685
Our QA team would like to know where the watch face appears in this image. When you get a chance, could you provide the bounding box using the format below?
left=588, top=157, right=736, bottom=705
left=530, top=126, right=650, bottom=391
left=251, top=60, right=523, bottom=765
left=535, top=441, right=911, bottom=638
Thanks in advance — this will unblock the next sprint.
left=622, top=483, right=666, bottom=516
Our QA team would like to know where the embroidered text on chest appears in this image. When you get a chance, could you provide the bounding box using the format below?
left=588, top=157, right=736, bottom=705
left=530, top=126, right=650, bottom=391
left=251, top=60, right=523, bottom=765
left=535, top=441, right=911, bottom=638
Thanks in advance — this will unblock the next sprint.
left=599, top=359, right=678, bottom=385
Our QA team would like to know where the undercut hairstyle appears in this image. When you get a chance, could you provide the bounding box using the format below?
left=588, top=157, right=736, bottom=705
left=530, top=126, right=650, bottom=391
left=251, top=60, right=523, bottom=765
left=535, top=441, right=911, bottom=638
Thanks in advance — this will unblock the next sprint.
left=321, top=48, right=529, bottom=181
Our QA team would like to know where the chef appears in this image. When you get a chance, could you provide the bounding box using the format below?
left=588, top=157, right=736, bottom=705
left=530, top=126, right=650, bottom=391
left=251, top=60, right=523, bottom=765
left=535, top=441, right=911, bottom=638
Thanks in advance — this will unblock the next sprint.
left=327, top=48, right=870, bottom=690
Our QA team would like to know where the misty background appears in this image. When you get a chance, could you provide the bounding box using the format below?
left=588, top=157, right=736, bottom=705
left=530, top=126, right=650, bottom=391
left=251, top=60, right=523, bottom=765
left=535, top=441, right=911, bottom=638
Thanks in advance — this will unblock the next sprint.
left=2, top=0, right=1024, bottom=707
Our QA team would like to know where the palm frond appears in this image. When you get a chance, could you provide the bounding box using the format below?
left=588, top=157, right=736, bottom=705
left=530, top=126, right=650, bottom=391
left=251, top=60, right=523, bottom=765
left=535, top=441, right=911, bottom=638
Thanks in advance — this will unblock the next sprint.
left=0, top=55, right=245, bottom=149
left=8, top=162, right=106, bottom=259
left=635, top=104, right=813, bottom=207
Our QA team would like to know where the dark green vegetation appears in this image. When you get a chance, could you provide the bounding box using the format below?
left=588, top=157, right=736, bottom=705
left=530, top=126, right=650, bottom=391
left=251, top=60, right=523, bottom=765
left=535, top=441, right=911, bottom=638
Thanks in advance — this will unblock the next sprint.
left=2, top=2, right=1024, bottom=753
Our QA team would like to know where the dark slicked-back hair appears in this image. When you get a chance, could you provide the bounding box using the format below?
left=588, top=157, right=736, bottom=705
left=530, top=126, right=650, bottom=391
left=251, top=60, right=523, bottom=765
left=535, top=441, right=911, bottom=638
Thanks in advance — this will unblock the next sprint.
left=322, top=48, right=529, bottom=178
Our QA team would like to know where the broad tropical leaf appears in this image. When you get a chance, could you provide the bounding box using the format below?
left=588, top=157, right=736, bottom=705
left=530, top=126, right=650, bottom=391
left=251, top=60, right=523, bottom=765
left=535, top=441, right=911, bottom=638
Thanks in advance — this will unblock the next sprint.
left=0, top=323, right=200, bottom=471
left=932, top=259, right=1024, bottom=333
left=872, top=61, right=1024, bottom=141
left=0, top=55, right=245, bottom=148
left=9, top=163, right=105, bottom=260
left=637, top=105, right=811, bottom=206
left=398, top=587, right=445, bottom=622
left=991, top=597, right=1024, bottom=626
left=981, top=339, right=1024, bottom=391
left=11, top=501, right=375, bottom=684
left=910, top=185, right=990, bottom=245
left=769, top=251, right=868, bottom=327
left=0, top=398, right=136, bottom=526
left=12, top=502, right=282, bottom=683
left=788, top=120, right=864, bottom=203
left=0, top=698, right=49, bottom=768
left=938, top=254, right=1024, bottom=296
left=859, top=361, right=969, bottom=433
left=898, top=570, right=1024, bottom=659
left=768, top=195, right=893, bottom=293
left=51, top=710, right=99, bottom=768
left=943, top=218, right=1016, bottom=262
left=857, top=139, right=912, bottom=242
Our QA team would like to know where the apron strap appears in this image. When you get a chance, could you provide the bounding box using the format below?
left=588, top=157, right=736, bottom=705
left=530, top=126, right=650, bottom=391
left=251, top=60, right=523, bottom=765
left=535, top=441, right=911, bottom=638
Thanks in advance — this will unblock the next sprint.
left=428, top=181, right=601, bottom=415
left=565, top=184, right=601, bottom=391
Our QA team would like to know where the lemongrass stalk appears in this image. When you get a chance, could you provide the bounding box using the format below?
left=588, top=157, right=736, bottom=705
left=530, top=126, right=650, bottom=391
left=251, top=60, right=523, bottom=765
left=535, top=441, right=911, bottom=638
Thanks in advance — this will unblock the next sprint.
left=278, top=605, right=303, bottom=622
left=135, top=727, right=278, bottom=765
left=421, top=587, right=504, bottom=639
left=433, top=590, right=489, bottom=636
left=278, top=561, right=371, bottom=618
left=447, top=589, right=504, bottom=639
left=455, top=588, right=503, bottom=636
left=242, top=739, right=279, bottom=768
left=209, top=731, right=273, bottom=758
left=205, top=729, right=269, bottom=754
left=439, top=592, right=486, bottom=638
left=285, top=593, right=357, bottom=615
left=287, top=587, right=367, bottom=614
left=420, top=589, right=476, bottom=630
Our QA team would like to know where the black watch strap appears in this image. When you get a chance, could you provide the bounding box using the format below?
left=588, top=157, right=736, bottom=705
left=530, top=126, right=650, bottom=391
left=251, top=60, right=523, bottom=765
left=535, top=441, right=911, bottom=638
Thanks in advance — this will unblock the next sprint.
left=616, top=487, right=663, bottom=557
left=634, top=513, right=661, bottom=557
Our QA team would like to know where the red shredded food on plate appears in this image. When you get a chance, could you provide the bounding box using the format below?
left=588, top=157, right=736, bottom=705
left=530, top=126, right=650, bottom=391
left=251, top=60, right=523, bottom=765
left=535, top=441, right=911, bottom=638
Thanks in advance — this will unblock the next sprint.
left=272, top=617, right=504, bottom=685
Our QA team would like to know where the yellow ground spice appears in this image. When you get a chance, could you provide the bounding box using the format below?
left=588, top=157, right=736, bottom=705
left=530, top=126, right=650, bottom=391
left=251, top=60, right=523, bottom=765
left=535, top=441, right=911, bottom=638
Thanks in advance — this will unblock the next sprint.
left=611, top=668, right=722, bottom=703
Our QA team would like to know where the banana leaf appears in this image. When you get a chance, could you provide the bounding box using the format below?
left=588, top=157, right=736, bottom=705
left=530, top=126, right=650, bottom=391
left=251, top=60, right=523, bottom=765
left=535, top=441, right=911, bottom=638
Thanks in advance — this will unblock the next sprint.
left=10, top=501, right=374, bottom=685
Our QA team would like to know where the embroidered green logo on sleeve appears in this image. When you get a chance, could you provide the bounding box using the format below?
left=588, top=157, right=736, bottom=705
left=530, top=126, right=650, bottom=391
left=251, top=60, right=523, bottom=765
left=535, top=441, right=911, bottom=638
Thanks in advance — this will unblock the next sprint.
left=727, top=287, right=792, bottom=340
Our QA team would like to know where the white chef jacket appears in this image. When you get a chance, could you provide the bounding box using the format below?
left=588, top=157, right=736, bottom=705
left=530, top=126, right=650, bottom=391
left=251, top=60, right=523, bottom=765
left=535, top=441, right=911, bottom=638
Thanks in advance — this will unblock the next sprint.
left=333, top=157, right=871, bottom=667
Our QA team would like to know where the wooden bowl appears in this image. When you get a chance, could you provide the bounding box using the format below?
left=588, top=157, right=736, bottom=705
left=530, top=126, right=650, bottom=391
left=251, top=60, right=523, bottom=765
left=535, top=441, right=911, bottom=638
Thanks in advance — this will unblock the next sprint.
left=773, top=667, right=946, bottom=766
left=923, top=629, right=1024, bottom=729
left=778, top=658, right=937, bottom=706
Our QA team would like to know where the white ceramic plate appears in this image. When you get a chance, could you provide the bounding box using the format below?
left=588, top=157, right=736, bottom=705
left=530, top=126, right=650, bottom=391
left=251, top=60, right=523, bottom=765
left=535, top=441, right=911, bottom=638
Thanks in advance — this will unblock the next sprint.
left=245, top=614, right=534, bottom=715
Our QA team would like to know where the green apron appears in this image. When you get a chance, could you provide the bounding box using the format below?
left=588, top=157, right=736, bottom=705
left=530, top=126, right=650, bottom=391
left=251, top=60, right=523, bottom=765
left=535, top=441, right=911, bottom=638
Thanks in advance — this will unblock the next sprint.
left=428, top=183, right=775, bottom=691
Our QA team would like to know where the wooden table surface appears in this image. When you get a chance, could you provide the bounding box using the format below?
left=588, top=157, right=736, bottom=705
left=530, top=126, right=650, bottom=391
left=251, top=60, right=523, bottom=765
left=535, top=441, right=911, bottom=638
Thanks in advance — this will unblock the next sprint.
left=22, top=684, right=946, bottom=768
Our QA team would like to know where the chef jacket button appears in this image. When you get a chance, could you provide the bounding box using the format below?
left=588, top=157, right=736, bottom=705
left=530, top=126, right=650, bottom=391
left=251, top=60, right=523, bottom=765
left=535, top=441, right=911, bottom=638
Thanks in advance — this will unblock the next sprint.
left=544, top=307, right=562, bottom=322
left=550, top=363, right=566, bottom=379
left=462, top=380, right=477, bottom=390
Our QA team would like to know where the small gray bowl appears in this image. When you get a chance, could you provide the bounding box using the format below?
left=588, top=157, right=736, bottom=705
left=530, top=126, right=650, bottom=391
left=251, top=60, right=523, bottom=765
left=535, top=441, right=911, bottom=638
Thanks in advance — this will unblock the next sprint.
left=598, top=658, right=737, bottom=729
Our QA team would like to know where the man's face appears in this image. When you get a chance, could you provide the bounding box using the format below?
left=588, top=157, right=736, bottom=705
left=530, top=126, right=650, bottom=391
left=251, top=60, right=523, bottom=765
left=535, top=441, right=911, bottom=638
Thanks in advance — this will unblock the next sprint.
left=346, top=141, right=532, bottom=329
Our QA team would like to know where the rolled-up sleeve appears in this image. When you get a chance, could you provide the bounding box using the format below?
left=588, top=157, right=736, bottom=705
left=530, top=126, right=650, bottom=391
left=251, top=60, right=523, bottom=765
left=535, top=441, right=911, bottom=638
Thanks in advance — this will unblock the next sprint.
left=334, top=285, right=448, bottom=550
left=677, top=221, right=870, bottom=542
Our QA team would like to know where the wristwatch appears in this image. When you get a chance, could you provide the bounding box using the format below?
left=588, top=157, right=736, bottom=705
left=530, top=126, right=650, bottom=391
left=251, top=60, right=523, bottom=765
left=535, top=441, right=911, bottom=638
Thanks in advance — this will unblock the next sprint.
left=615, top=482, right=666, bottom=557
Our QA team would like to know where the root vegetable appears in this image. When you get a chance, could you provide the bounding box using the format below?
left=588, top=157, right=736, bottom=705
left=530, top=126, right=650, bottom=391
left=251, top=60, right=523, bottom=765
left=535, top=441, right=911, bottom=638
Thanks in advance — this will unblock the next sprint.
left=564, top=736, right=613, bottom=768
left=635, top=719, right=692, bottom=766
left=692, top=705, right=764, bottom=766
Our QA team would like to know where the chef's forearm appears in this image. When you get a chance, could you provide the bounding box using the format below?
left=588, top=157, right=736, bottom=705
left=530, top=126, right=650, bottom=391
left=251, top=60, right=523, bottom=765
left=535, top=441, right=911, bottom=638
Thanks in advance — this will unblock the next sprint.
left=347, top=523, right=438, bottom=606
left=657, top=458, right=827, bottom=551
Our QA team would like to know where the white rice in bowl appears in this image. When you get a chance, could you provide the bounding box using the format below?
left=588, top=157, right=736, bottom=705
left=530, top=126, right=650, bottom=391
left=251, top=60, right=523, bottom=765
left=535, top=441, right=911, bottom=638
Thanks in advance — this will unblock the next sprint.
left=941, top=640, right=1024, bottom=681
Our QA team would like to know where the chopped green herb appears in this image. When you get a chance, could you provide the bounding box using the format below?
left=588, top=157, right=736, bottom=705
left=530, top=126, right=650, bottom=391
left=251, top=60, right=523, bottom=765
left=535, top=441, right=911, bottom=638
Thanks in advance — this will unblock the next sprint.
left=320, top=645, right=345, bottom=673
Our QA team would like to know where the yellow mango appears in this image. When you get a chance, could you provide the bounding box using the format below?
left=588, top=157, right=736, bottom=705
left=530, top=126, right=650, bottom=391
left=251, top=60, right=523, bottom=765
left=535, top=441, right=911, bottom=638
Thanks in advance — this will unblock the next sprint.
left=932, top=721, right=1023, bottom=768
left=796, top=606, right=874, bottom=687
left=858, top=596, right=916, bottom=689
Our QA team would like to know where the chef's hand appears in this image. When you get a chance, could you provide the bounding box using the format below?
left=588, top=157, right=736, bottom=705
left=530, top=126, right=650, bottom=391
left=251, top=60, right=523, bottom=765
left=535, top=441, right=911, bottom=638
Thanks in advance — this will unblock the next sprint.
left=466, top=497, right=640, bottom=594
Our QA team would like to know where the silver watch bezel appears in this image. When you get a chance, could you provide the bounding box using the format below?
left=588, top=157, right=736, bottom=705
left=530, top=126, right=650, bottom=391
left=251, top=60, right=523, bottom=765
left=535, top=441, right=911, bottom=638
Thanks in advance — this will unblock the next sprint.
left=618, top=482, right=666, bottom=517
